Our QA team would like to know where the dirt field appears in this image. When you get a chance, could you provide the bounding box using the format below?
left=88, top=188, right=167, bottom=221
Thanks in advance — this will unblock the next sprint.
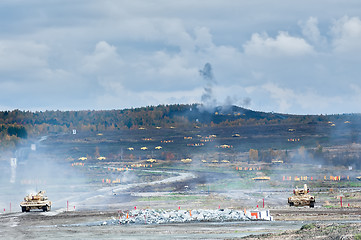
left=0, top=210, right=305, bottom=239
left=1, top=127, right=361, bottom=239
left=2, top=206, right=361, bottom=239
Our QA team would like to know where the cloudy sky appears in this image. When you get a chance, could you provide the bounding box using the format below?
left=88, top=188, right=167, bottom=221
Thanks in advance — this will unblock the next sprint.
left=1, top=0, right=361, bottom=114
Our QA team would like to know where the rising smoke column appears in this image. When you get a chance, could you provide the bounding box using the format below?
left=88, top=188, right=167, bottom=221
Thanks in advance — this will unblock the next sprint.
left=199, top=63, right=251, bottom=111
left=199, top=63, right=217, bottom=111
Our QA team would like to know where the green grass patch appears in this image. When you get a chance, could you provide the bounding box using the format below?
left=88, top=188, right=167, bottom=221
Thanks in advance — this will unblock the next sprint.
left=300, top=223, right=316, bottom=230
left=355, top=233, right=361, bottom=240
left=323, top=205, right=340, bottom=209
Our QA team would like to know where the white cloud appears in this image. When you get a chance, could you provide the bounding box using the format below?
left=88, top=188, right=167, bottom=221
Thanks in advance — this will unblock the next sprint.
left=261, top=83, right=294, bottom=112
left=95, top=79, right=202, bottom=110
left=243, top=31, right=314, bottom=57
left=81, top=41, right=123, bottom=74
left=194, top=27, right=214, bottom=51
left=331, top=16, right=361, bottom=53
left=299, top=17, right=327, bottom=47
left=0, top=40, right=49, bottom=71
left=1, top=1, right=361, bottom=114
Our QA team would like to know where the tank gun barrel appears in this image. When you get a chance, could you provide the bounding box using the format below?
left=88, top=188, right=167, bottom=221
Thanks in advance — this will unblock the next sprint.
left=20, top=190, right=51, bottom=212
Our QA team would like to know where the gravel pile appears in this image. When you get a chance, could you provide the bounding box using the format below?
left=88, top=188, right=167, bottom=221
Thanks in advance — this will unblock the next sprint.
left=110, top=209, right=251, bottom=225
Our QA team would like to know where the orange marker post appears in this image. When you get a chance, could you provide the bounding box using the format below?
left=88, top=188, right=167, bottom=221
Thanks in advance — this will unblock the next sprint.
left=340, top=197, right=343, bottom=208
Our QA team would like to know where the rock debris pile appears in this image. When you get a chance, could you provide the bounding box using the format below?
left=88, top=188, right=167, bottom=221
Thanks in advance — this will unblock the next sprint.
left=100, top=209, right=271, bottom=225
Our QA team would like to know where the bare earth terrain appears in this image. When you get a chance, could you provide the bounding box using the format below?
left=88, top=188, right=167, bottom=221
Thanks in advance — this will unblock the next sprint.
left=1, top=125, right=361, bottom=239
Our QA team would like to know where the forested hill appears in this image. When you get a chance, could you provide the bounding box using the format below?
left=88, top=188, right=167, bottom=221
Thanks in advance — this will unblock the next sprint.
left=0, top=104, right=360, bottom=148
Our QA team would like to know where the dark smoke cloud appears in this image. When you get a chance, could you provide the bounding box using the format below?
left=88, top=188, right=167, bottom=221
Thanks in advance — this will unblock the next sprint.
left=199, top=63, right=215, bottom=83
left=199, top=63, right=217, bottom=111
left=199, top=62, right=251, bottom=112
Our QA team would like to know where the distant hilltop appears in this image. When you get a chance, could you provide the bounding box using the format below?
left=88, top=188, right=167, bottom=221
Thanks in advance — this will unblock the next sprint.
left=0, top=103, right=360, bottom=141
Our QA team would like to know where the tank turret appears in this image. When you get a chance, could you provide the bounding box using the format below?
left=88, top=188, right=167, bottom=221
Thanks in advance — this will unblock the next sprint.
left=20, top=191, right=52, bottom=212
left=288, top=184, right=315, bottom=208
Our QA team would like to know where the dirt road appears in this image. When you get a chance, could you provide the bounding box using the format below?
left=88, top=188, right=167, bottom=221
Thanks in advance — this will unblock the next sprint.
left=0, top=210, right=303, bottom=240
left=2, top=207, right=361, bottom=239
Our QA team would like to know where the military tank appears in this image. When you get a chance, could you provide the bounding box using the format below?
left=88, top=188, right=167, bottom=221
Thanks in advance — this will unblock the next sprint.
left=288, top=184, right=315, bottom=208
left=20, top=191, right=52, bottom=212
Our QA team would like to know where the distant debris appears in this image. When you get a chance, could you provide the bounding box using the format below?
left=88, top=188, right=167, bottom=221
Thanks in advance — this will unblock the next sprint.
left=110, top=208, right=272, bottom=225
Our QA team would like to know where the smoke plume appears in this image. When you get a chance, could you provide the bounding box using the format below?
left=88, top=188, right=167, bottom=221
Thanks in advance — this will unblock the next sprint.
left=199, top=63, right=217, bottom=111
left=199, top=63, right=251, bottom=111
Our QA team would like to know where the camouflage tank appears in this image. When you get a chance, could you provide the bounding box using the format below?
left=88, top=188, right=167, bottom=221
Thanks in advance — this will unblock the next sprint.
left=20, top=191, right=52, bottom=212
left=288, top=184, right=315, bottom=208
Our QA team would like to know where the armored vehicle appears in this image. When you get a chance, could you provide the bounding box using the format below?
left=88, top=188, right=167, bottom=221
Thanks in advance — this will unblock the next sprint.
left=252, top=176, right=270, bottom=181
left=20, top=191, right=52, bottom=212
left=288, top=184, right=315, bottom=208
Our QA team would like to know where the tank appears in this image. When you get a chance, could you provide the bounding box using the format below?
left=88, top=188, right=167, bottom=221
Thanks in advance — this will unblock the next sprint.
left=20, top=190, right=52, bottom=212
left=288, top=184, right=315, bottom=208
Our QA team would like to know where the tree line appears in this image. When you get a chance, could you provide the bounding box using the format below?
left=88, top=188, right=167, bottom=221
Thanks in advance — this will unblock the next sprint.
left=0, top=104, right=360, bottom=149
